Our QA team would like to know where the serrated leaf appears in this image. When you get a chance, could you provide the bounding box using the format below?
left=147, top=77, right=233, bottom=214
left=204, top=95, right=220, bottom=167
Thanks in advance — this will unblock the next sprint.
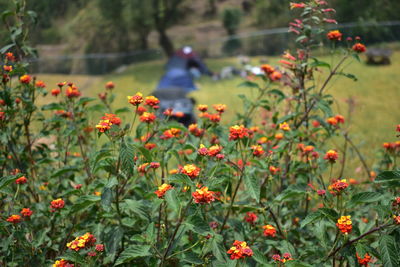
left=379, top=235, right=400, bottom=267
left=51, top=167, right=80, bottom=178
left=243, top=174, right=260, bottom=202
left=115, top=245, right=151, bottom=265
left=301, top=211, right=324, bottom=228
left=69, top=195, right=100, bottom=214
left=349, top=192, right=383, bottom=207
left=165, top=189, right=180, bottom=214
left=0, top=175, right=17, bottom=190
left=252, top=249, right=274, bottom=266
left=375, top=171, right=400, bottom=185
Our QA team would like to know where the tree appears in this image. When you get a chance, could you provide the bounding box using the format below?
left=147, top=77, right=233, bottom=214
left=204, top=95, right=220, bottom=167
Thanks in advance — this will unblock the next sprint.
left=126, top=0, right=153, bottom=50
left=151, top=0, right=186, bottom=57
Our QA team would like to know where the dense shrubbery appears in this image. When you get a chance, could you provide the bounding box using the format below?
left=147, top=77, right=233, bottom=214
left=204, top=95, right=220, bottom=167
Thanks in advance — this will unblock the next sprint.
left=1, top=1, right=400, bottom=266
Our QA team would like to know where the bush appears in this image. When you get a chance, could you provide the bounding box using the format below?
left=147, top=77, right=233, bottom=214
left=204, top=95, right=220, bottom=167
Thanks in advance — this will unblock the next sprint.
left=1, top=1, right=400, bottom=266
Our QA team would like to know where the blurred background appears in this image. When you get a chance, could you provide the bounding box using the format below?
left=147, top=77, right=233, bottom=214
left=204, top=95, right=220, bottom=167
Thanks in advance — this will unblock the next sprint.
left=1, top=0, right=399, bottom=178
left=1, top=0, right=400, bottom=74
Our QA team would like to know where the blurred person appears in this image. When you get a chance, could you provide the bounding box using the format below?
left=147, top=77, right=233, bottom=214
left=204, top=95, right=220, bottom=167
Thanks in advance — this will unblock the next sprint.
left=154, top=46, right=214, bottom=126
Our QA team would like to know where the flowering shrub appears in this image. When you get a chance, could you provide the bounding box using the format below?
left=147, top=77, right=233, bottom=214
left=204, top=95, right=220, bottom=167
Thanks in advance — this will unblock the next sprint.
left=1, top=0, right=400, bottom=266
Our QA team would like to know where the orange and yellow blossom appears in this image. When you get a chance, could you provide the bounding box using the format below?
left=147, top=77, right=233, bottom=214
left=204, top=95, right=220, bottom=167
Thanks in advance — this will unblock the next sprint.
left=180, top=164, right=201, bottom=179
left=192, top=186, right=217, bottom=204
left=127, top=93, right=143, bottom=106
left=67, top=232, right=96, bottom=251
left=336, top=215, right=352, bottom=234
left=154, top=184, right=173, bottom=198
left=263, top=224, right=276, bottom=237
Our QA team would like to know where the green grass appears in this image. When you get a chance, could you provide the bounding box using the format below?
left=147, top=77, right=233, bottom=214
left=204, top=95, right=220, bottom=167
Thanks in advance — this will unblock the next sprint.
left=36, top=51, right=400, bottom=179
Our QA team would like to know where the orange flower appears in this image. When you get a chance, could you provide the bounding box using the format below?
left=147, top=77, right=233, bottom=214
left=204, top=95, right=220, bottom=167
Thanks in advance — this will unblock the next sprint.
left=290, top=2, right=306, bottom=9
left=95, top=244, right=104, bottom=252
left=198, top=144, right=209, bottom=156
left=352, top=43, right=366, bottom=53
left=326, top=117, right=338, bottom=126
left=53, top=259, right=74, bottom=267
left=208, top=144, right=222, bottom=157
left=180, top=164, right=201, bottom=178
left=258, top=136, right=268, bottom=144
left=197, top=104, right=208, bottom=112
left=275, top=133, right=284, bottom=140
left=96, top=119, right=112, bottom=133
left=356, top=253, right=372, bottom=266
left=244, top=212, right=257, bottom=224
left=328, top=179, right=349, bottom=195
left=67, top=232, right=96, bottom=251
left=213, top=104, right=226, bottom=113
left=396, top=124, right=400, bottom=132
left=50, top=198, right=65, bottom=211
left=3, top=65, right=12, bottom=72
left=154, top=184, right=173, bottom=198
left=140, top=112, right=156, bottom=123
left=251, top=145, right=264, bottom=157
left=162, top=128, right=181, bottom=139
left=192, top=186, right=216, bottom=204
left=279, top=122, right=290, bottom=131
left=20, top=208, right=33, bottom=217
left=15, top=176, right=27, bottom=184
left=35, top=80, right=46, bottom=88
left=137, top=163, right=149, bottom=173
left=261, top=64, right=275, bottom=74
left=324, top=150, right=338, bottom=163
left=144, top=143, right=156, bottom=150
left=127, top=93, right=143, bottom=106
left=144, top=96, right=160, bottom=107
left=227, top=240, right=253, bottom=260
left=102, top=113, right=121, bottom=126
left=6, top=214, right=21, bottom=224
left=263, top=224, right=276, bottom=237
left=336, top=215, right=352, bottom=234
left=136, top=106, right=147, bottom=115
left=188, top=124, right=204, bottom=137
left=229, top=125, right=249, bottom=140
left=5, top=52, right=15, bottom=61
left=327, top=30, right=342, bottom=41
left=65, top=85, right=81, bottom=98
left=269, top=166, right=280, bottom=175
left=19, top=75, right=31, bottom=84
left=105, top=81, right=115, bottom=90
left=51, top=88, right=61, bottom=96
left=208, top=113, right=221, bottom=123
left=269, top=71, right=282, bottom=81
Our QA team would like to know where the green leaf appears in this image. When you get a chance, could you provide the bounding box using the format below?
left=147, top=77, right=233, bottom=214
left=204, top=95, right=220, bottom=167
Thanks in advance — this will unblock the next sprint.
left=252, top=249, right=274, bottom=266
left=0, top=175, right=17, bottom=190
left=168, top=173, right=194, bottom=186
left=122, top=199, right=150, bottom=221
left=238, top=81, right=260, bottom=89
left=165, top=189, right=180, bottom=214
left=318, top=208, right=338, bottom=222
left=51, top=167, right=80, bottom=178
left=0, top=44, right=14, bottom=54
left=349, top=192, right=383, bottom=207
left=101, top=187, right=113, bottom=211
left=115, top=245, right=151, bottom=265
left=336, top=72, right=358, bottom=81
left=375, top=171, right=400, bottom=185
left=69, top=195, right=100, bottom=214
left=310, top=58, right=331, bottom=69
left=120, top=141, right=135, bottom=175
left=286, top=261, right=312, bottom=267
left=243, top=174, right=260, bottom=202
left=76, top=97, right=96, bottom=106
left=379, top=235, right=400, bottom=267
left=301, top=211, right=324, bottom=228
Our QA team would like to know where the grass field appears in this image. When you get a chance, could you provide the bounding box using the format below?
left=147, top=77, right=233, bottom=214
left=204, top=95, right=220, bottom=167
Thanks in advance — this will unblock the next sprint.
left=36, top=51, right=400, bottom=179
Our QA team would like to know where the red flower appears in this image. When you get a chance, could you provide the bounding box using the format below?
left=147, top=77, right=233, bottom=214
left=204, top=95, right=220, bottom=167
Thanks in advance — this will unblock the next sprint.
left=51, top=88, right=61, bottom=96
left=335, top=114, right=345, bottom=123
left=154, top=184, right=173, bottom=198
left=324, top=150, right=338, bottom=163
left=35, top=80, right=46, bottom=88
left=105, top=81, right=115, bottom=90
left=263, top=224, right=276, bottom=237
left=150, top=162, right=160, bottom=169
left=328, top=179, right=349, bottom=195
left=95, top=244, right=104, bottom=252
left=326, top=117, right=338, bottom=126
left=244, top=212, right=257, bottom=224
left=65, top=85, right=81, bottom=98
left=96, top=119, right=112, bottom=133
left=162, top=128, right=181, bottom=139
left=20, top=208, right=33, bottom=217
left=290, top=2, right=306, bottom=9
left=6, top=214, right=21, bottom=224
left=144, top=96, right=160, bottom=107
left=136, top=106, right=147, bottom=115
left=269, top=166, right=280, bottom=175
left=269, top=71, right=282, bottom=81
left=356, top=253, right=372, bottom=266
left=50, top=198, right=65, bottom=211
left=352, top=43, right=367, bottom=53
left=198, top=144, right=209, bottom=156
left=192, top=186, right=217, bottom=204
left=251, top=145, right=264, bottom=157
left=3, top=65, right=12, bottom=72
left=5, top=52, right=15, bottom=61
left=229, top=125, right=249, bottom=140
left=227, top=240, right=253, bottom=260
left=140, top=112, right=156, bottom=123
left=208, top=144, right=222, bottom=157
left=98, top=92, right=107, bottom=100
left=336, top=215, right=352, bottom=234
left=180, top=164, right=201, bottom=179
left=15, top=176, right=27, bottom=184
left=327, top=30, right=342, bottom=41
left=20, top=75, right=31, bottom=84
left=188, top=124, right=204, bottom=137
left=102, top=113, right=121, bottom=126
left=127, top=93, right=143, bottom=106
left=53, top=259, right=74, bottom=267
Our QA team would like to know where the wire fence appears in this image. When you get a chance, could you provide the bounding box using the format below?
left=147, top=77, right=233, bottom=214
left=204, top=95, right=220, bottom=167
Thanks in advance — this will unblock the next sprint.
left=28, top=21, right=400, bottom=75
